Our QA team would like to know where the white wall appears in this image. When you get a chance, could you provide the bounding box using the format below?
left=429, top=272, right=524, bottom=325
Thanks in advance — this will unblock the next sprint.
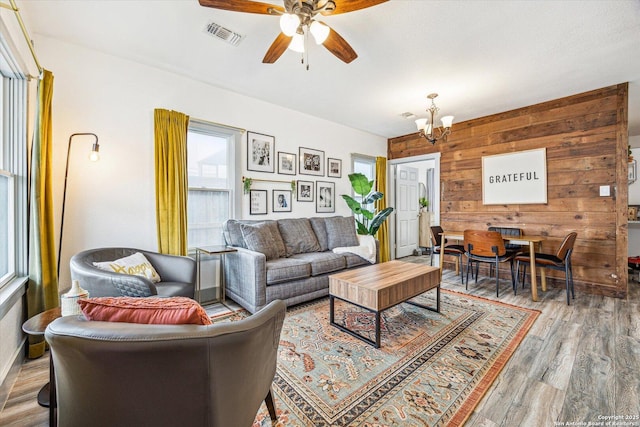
left=33, top=36, right=387, bottom=289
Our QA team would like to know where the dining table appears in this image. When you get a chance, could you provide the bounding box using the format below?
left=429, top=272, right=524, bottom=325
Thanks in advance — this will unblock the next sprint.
left=439, top=231, right=546, bottom=301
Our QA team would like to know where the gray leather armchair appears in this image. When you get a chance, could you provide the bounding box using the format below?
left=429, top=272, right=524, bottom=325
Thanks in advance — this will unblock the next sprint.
left=70, top=247, right=196, bottom=298
left=45, top=299, right=286, bottom=427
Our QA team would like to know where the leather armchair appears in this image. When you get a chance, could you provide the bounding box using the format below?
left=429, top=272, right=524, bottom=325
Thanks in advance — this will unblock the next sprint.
left=45, top=299, right=286, bottom=427
left=70, top=247, right=196, bottom=298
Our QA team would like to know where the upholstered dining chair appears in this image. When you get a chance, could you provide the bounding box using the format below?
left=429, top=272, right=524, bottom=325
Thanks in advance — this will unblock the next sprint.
left=515, top=232, right=578, bottom=305
left=70, top=247, right=196, bottom=298
left=45, top=299, right=286, bottom=427
left=430, top=225, right=465, bottom=283
left=464, top=229, right=516, bottom=296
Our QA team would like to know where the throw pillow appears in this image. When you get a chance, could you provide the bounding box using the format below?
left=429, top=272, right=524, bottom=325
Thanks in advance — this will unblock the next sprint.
left=240, top=222, right=286, bottom=260
left=93, top=252, right=161, bottom=283
left=309, top=217, right=329, bottom=252
left=325, top=216, right=359, bottom=250
left=78, top=296, right=212, bottom=325
left=277, top=218, right=321, bottom=256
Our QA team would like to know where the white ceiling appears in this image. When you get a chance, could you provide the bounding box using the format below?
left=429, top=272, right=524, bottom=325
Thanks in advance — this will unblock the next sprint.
left=19, top=0, right=640, bottom=139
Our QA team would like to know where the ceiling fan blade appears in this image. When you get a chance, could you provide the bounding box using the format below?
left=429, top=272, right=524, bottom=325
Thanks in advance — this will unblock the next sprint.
left=198, top=0, right=284, bottom=14
left=323, top=27, right=357, bottom=63
left=263, top=33, right=293, bottom=63
left=322, top=0, right=388, bottom=15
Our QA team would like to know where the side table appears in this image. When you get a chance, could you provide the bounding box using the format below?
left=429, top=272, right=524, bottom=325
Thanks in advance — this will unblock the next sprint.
left=194, top=245, right=237, bottom=304
left=22, top=306, right=61, bottom=427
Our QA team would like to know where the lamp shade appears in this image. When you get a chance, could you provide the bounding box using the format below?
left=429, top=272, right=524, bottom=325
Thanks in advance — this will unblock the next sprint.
left=415, top=118, right=428, bottom=131
left=310, top=21, right=329, bottom=44
left=288, top=33, right=305, bottom=53
left=441, top=115, right=454, bottom=129
left=279, top=13, right=300, bottom=37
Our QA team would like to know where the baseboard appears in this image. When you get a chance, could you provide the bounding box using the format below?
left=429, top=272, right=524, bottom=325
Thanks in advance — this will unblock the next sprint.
left=0, top=337, right=26, bottom=412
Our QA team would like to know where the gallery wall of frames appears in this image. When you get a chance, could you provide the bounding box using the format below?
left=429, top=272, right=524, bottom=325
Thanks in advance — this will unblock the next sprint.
left=246, top=130, right=344, bottom=215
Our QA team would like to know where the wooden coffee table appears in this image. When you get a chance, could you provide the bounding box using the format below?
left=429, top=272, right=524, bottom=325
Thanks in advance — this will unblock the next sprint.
left=329, top=260, right=440, bottom=348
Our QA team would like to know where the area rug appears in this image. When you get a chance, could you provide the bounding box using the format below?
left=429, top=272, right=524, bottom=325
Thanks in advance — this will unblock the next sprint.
left=216, top=290, right=538, bottom=427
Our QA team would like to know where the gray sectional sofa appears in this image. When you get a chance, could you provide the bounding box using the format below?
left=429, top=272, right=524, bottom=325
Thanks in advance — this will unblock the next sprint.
left=222, top=216, right=377, bottom=313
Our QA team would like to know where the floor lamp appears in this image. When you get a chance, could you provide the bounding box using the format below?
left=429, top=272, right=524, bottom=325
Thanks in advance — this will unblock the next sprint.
left=57, top=133, right=100, bottom=280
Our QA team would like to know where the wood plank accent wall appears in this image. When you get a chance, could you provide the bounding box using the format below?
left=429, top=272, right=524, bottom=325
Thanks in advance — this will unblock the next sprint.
left=388, top=84, right=629, bottom=298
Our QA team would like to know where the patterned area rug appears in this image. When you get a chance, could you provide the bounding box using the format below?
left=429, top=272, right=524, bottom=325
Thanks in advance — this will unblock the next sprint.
left=217, top=290, right=539, bottom=427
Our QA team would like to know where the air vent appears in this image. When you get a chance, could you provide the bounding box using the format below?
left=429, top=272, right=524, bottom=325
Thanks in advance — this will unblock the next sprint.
left=400, top=112, right=417, bottom=119
left=204, top=21, right=244, bottom=47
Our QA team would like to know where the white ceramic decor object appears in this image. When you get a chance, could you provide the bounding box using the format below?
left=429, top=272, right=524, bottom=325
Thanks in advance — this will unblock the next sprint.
left=61, top=280, right=89, bottom=316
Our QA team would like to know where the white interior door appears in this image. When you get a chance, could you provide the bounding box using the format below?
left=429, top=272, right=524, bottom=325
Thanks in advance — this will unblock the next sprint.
left=395, top=164, right=420, bottom=258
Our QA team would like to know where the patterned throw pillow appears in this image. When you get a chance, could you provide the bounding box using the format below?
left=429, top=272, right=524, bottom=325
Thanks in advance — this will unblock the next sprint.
left=78, top=296, right=212, bottom=325
left=240, top=223, right=285, bottom=260
left=93, top=252, right=161, bottom=283
left=309, top=217, right=329, bottom=252
left=325, top=216, right=359, bottom=250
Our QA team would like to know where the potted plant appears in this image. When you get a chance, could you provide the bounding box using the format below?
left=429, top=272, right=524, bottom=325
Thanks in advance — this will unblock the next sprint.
left=341, top=173, right=394, bottom=235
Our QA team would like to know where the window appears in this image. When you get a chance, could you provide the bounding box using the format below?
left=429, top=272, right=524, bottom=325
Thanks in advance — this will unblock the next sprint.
left=0, top=171, right=15, bottom=286
left=186, top=120, right=237, bottom=249
left=351, top=154, right=377, bottom=208
left=0, top=67, right=28, bottom=290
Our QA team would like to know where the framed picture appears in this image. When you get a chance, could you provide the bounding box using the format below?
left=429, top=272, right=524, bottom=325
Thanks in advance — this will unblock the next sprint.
left=299, top=147, right=325, bottom=176
left=629, top=160, right=637, bottom=184
left=277, top=152, right=296, bottom=175
left=316, top=181, right=335, bottom=213
left=327, top=158, right=342, bottom=178
left=297, top=180, right=314, bottom=202
left=249, top=190, right=268, bottom=215
left=247, top=131, right=275, bottom=173
left=272, top=190, right=292, bottom=212
left=482, top=148, right=547, bottom=205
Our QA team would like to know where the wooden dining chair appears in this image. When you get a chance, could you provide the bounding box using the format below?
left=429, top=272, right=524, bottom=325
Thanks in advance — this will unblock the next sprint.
left=464, top=229, right=516, bottom=297
left=515, top=232, right=577, bottom=305
left=487, top=226, right=524, bottom=277
left=430, top=225, right=465, bottom=284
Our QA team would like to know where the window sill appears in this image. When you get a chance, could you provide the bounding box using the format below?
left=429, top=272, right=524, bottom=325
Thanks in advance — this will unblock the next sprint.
left=0, top=276, right=27, bottom=320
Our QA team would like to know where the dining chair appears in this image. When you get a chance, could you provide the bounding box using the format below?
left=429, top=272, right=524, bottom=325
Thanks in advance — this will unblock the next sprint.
left=487, top=226, right=524, bottom=277
left=464, top=229, right=516, bottom=297
left=430, top=226, right=465, bottom=283
left=515, top=232, right=577, bottom=305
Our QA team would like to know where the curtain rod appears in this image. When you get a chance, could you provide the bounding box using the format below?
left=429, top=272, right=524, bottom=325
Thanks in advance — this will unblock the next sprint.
left=1, top=0, right=44, bottom=76
left=190, top=116, right=246, bottom=134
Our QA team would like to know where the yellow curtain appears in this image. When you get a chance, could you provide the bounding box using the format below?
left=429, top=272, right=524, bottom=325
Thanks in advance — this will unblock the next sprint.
left=154, top=109, right=189, bottom=256
left=27, top=70, right=58, bottom=358
left=375, top=156, right=390, bottom=262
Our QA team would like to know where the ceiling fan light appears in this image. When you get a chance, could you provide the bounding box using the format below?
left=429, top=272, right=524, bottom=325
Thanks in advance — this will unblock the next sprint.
left=441, top=115, right=454, bottom=129
left=279, top=13, right=300, bottom=37
left=310, top=21, right=330, bottom=44
left=288, top=33, right=305, bottom=53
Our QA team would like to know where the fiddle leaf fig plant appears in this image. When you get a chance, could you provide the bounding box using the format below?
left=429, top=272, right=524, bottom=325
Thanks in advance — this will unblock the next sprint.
left=341, top=173, right=394, bottom=236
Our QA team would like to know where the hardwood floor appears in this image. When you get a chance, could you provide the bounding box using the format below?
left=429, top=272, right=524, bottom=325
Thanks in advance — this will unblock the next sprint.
left=1, top=257, right=638, bottom=426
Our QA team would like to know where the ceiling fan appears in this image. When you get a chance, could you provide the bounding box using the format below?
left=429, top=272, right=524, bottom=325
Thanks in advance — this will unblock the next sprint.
left=198, top=0, right=388, bottom=65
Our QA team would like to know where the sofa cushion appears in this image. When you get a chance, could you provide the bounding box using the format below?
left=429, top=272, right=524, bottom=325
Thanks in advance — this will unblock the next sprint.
left=78, top=296, right=212, bottom=325
left=265, top=258, right=311, bottom=285
left=289, top=252, right=346, bottom=276
left=277, top=218, right=321, bottom=256
left=241, top=222, right=286, bottom=260
left=325, top=216, right=359, bottom=250
left=309, top=217, right=329, bottom=252
left=342, top=252, right=370, bottom=268
left=224, top=220, right=248, bottom=248
left=93, top=252, right=161, bottom=283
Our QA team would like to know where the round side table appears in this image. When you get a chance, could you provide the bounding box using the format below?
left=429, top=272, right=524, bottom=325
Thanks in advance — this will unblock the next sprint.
left=22, top=307, right=61, bottom=427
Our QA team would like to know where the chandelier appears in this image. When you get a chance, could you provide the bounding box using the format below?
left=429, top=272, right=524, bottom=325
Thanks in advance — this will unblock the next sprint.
left=415, top=93, right=454, bottom=145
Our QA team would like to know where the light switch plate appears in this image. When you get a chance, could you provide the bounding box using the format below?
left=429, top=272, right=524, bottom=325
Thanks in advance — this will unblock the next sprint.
left=599, top=185, right=610, bottom=197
